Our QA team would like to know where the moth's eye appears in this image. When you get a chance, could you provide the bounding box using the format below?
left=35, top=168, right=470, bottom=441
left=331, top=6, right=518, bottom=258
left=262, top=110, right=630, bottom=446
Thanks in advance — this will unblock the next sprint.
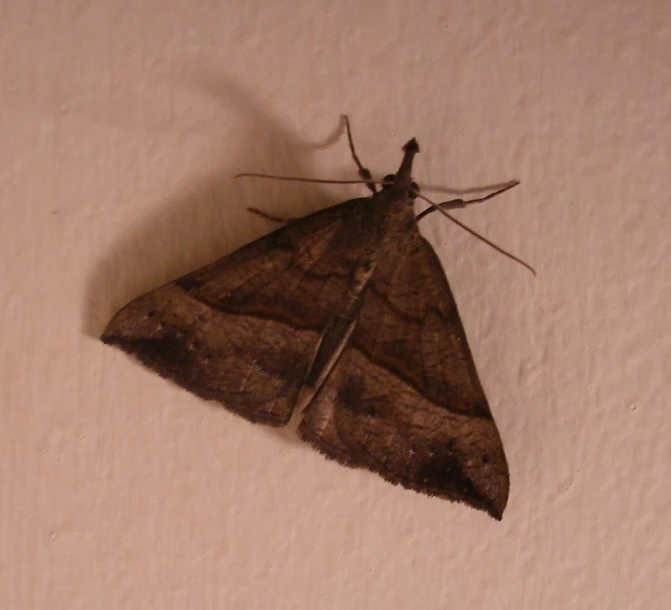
left=382, top=174, right=396, bottom=190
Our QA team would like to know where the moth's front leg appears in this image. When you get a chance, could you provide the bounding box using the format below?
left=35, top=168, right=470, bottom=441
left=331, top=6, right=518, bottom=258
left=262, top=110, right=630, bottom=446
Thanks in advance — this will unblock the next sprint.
left=246, top=207, right=295, bottom=224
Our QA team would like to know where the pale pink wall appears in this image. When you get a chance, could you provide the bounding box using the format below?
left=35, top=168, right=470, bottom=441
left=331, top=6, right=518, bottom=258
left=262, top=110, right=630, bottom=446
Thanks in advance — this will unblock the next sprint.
left=1, top=1, right=669, bottom=608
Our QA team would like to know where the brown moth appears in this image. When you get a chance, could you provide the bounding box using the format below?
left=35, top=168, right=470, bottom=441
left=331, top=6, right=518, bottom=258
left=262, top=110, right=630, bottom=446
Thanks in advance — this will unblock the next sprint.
left=102, top=124, right=512, bottom=519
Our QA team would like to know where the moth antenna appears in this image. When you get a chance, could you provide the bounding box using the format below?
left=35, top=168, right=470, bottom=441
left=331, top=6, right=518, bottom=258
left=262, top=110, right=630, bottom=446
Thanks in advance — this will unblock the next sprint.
left=235, top=173, right=395, bottom=187
left=418, top=190, right=536, bottom=276
left=342, top=115, right=376, bottom=193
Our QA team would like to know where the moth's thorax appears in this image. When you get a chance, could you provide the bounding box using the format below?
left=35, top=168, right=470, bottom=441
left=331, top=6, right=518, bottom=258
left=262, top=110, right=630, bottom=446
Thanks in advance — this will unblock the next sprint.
left=338, top=187, right=416, bottom=316
left=373, top=186, right=419, bottom=246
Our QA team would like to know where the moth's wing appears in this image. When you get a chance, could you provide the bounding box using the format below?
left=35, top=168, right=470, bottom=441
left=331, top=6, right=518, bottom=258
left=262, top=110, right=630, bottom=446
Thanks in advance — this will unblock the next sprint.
left=102, top=198, right=378, bottom=426
left=299, top=227, right=510, bottom=518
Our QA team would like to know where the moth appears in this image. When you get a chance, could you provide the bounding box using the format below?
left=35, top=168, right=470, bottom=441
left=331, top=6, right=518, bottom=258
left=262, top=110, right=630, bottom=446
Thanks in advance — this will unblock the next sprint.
left=102, top=120, right=517, bottom=519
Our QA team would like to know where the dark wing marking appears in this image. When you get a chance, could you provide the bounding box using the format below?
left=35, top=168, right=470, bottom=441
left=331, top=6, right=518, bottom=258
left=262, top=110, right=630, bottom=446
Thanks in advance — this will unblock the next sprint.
left=300, top=227, right=509, bottom=518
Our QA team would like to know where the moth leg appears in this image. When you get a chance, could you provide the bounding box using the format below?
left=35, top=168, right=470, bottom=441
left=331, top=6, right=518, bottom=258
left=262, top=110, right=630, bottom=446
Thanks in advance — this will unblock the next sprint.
left=415, top=198, right=465, bottom=221
left=343, top=115, right=376, bottom=194
left=246, top=207, right=294, bottom=224
left=415, top=182, right=519, bottom=221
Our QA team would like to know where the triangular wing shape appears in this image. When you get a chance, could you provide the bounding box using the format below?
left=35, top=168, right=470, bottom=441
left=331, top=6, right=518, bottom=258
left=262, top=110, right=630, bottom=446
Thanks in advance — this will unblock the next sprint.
left=299, top=226, right=510, bottom=518
left=102, top=197, right=381, bottom=426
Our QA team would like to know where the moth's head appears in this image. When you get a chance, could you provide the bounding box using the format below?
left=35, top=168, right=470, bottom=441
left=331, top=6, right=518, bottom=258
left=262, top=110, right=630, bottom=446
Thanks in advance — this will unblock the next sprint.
left=381, top=173, right=420, bottom=199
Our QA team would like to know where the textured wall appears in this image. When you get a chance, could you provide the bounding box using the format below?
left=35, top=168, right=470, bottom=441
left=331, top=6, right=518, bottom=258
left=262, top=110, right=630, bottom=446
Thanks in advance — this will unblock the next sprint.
left=1, top=1, right=669, bottom=608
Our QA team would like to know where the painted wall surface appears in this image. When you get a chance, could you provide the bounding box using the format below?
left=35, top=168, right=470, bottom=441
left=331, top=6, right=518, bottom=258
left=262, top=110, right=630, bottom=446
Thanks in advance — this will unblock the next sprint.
left=1, top=1, right=669, bottom=608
